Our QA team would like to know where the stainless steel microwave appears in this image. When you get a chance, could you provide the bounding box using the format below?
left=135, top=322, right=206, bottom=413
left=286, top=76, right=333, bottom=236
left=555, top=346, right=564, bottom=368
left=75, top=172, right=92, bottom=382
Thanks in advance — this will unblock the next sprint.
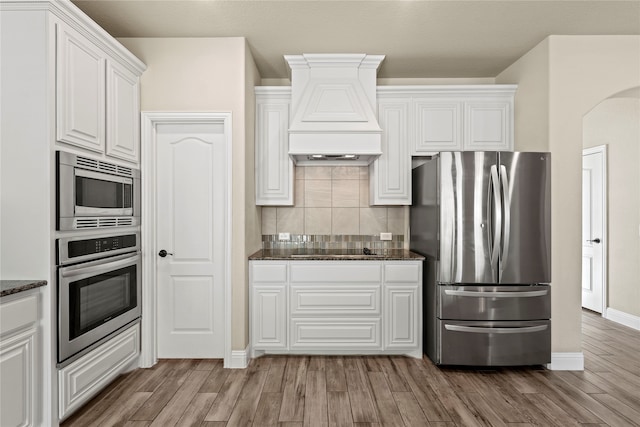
left=56, top=151, right=140, bottom=230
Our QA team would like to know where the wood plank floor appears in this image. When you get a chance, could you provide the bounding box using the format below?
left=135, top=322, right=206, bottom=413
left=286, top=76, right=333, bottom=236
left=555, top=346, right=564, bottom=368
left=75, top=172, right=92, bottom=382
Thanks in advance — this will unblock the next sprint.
left=62, top=310, right=640, bottom=426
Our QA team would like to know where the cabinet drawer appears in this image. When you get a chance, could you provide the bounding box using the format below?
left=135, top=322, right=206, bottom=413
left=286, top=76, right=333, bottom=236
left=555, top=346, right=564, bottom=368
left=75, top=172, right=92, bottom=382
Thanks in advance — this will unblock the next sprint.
left=438, top=320, right=550, bottom=366
left=0, top=293, right=38, bottom=336
left=290, top=263, right=381, bottom=283
left=58, top=323, right=139, bottom=420
left=384, top=263, right=421, bottom=283
left=291, top=319, right=381, bottom=350
left=252, top=263, right=287, bottom=282
left=290, top=286, right=380, bottom=316
left=439, top=285, right=550, bottom=321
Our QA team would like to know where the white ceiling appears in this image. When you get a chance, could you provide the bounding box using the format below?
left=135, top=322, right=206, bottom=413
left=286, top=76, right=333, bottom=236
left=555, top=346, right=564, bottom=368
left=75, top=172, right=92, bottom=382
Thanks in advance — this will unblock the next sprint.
left=71, top=0, right=640, bottom=79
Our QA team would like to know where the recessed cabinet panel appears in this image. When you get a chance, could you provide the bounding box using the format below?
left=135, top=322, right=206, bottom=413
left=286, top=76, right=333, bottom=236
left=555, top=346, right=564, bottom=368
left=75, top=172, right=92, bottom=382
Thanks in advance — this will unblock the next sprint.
left=0, top=329, right=35, bottom=427
left=414, top=100, right=462, bottom=153
left=464, top=101, right=512, bottom=151
left=252, top=285, right=287, bottom=349
left=291, top=319, right=381, bottom=349
left=384, top=286, right=419, bottom=349
left=106, top=60, right=140, bottom=163
left=255, top=95, right=294, bottom=205
left=371, top=98, right=411, bottom=205
left=290, top=286, right=381, bottom=316
left=57, top=22, right=106, bottom=152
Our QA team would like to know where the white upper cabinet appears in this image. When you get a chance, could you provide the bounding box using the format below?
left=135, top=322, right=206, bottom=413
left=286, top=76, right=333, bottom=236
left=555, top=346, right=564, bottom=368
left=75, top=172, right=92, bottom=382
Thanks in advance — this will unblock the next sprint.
left=369, top=85, right=516, bottom=205
left=370, top=95, right=412, bottom=205
left=106, top=60, right=140, bottom=163
left=57, top=22, right=106, bottom=153
left=255, top=87, right=294, bottom=206
left=56, top=19, right=143, bottom=164
left=463, top=100, right=512, bottom=151
left=414, top=98, right=463, bottom=152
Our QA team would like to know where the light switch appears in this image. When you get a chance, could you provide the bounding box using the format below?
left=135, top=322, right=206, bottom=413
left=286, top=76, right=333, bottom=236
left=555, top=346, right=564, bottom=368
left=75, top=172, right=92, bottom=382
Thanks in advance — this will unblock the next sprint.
left=380, top=232, right=392, bottom=241
left=278, top=232, right=291, bottom=241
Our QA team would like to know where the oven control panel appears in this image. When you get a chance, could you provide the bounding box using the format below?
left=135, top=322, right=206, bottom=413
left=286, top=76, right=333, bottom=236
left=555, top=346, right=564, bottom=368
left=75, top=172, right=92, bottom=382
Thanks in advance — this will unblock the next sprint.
left=57, top=232, right=140, bottom=265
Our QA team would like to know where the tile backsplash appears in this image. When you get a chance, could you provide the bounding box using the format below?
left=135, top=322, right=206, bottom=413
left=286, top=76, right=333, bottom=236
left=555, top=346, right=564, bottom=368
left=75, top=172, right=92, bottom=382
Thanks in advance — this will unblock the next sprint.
left=261, top=166, right=407, bottom=237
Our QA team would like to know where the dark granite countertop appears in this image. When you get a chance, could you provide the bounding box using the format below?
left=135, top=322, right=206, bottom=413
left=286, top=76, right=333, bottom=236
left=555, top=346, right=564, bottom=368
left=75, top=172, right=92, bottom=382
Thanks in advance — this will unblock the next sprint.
left=1, top=280, right=47, bottom=298
left=249, top=249, right=425, bottom=261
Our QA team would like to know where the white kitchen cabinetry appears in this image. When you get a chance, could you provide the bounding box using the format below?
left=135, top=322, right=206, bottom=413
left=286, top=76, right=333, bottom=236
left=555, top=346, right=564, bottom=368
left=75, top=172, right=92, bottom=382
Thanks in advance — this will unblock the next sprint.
left=255, top=87, right=294, bottom=205
left=106, top=60, right=141, bottom=162
left=250, top=260, right=422, bottom=357
left=370, top=96, right=412, bottom=205
left=250, top=263, right=288, bottom=349
left=58, top=323, right=140, bottom=421
left=370, top=85, right=516, bottom=205
left=0, top=290, right=39, bottom=427
left=57, top=21, right=106, bottom=153
left=414, top=98, right=463, bottom=152
left=383, top=263, right=421, bottom=351
left=56, top=18, right=143, bottom=164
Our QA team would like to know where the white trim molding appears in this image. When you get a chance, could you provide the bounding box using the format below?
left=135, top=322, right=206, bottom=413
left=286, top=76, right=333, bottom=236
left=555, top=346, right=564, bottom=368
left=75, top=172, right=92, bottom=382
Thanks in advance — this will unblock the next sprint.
left=228, top=346, right=250, bottom=369
left=605, top=308, right=640, bottom=331
left=140, top=111, right=233, bottom=369
left=547, top=352, right=585, bottom=371
left=582, top=144, right=608, bottom=314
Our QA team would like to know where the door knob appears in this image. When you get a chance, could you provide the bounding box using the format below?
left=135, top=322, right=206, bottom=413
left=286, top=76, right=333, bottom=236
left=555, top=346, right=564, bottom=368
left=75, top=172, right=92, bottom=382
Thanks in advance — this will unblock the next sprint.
left=587, top=238, right=601, bottom=244
left=158, top=249, right=174, bottom=257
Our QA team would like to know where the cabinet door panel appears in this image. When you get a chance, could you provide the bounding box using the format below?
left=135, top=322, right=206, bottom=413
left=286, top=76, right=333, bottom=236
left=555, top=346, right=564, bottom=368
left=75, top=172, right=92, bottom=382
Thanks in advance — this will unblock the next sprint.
left=290, top=319, right=381, bottom=350
left=0, top=329, right=35, bottom=427
left=252, top=285, right=287, bottom=349
left=464, top=101, right=512, bottom=151
left=384, top=286, right=419, bottom=349
left=371, top=98, right=411, bottom=205
left=255, top=99, right=293, bottom=205
left=57, top=23, right=105, bottom=152
left=414, top=99, right=462, bottom=153
left=106, top=60, right=140, bottom=163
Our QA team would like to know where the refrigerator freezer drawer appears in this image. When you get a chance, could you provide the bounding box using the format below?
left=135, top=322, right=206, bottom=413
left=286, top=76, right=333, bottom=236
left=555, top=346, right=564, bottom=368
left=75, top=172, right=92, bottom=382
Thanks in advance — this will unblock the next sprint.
left=438, top=319, right=551, bottom=366
left=438, top=285, right=550, bottom=321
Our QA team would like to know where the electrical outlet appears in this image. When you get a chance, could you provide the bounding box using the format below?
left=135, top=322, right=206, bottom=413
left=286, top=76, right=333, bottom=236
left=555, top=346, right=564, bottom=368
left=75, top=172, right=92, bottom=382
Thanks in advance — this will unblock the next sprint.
left=380, top=232, right=392, bottom=241
left=278, top=232, right=291, bottom=241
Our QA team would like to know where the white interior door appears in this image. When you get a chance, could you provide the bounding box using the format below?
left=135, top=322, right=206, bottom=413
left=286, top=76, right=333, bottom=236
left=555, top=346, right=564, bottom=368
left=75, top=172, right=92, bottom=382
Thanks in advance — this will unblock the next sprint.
left=156, top=122, right=227, bottom=358
left=582, top=147, right=606, bottom=313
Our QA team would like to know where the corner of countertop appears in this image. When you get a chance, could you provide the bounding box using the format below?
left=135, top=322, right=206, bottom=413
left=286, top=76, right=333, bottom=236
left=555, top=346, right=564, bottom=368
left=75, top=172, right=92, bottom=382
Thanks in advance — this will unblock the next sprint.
left=0, top=280, right=47, bottom=298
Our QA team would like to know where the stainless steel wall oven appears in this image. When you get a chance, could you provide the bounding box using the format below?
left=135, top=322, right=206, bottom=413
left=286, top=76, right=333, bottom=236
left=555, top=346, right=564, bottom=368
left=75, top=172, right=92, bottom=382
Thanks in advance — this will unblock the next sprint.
left=56, top=151, right=141, bottom=230
left=57, top=232, right=141, bottom=365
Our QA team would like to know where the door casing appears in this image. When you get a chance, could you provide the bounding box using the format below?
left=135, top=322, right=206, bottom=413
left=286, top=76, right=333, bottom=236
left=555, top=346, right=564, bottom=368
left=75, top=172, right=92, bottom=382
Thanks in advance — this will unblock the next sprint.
left=140, top=111, right=232, bottom=368
left=582, top=145, right=608, bottom=316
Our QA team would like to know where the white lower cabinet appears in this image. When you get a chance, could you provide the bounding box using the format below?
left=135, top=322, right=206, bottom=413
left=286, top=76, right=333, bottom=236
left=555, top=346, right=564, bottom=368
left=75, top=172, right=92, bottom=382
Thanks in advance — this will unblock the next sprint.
left=58, top=323, right=140, bottom=421
left=0, top=291, right=39, bottom=427
left=250, top=260, right=422, bottom=357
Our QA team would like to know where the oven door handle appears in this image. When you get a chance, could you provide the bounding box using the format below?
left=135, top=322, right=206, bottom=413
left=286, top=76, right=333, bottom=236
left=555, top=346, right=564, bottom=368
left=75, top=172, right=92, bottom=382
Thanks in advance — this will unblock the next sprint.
left=60, top=253, right=140, bottom=278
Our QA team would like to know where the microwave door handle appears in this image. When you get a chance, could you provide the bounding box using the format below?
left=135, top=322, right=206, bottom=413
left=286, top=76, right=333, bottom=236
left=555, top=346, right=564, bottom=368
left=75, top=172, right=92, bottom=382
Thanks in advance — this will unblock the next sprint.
left=75, top=168, right=133, bottom=185
left=60, top=254, right=139, bottom=278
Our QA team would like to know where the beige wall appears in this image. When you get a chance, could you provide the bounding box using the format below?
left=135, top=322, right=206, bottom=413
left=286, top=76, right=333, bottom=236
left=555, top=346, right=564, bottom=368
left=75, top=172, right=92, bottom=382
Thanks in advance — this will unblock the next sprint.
left=584, top=96, right=640, bottom=317
left=261, top=166, right=404, bottom=236
left=497, top=35, right=640, bottom=353
left=118, top=37, right=260, bottom=351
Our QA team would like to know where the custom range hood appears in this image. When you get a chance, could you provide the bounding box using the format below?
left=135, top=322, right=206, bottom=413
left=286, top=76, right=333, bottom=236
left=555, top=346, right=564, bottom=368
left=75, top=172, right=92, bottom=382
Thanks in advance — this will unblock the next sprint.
left=285, top=54, right=385, bottom=166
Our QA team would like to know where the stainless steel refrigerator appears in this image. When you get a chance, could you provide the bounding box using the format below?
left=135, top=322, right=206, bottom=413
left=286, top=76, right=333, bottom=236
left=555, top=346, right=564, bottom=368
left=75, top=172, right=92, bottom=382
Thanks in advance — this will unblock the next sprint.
left=410, top=152, right=551, bottom=366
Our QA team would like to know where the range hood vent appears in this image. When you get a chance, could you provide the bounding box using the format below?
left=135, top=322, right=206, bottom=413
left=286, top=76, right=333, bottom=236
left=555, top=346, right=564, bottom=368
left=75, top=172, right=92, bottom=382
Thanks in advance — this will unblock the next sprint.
left=285, top=54, right=385, bottom=166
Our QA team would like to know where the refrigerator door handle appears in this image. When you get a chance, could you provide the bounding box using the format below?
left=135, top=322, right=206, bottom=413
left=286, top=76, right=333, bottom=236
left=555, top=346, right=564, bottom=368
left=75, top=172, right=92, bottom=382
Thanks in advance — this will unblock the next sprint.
left=499, top=165, right=511, bottom=275
left=444, top=289, right=549, bottom=298
left=444, top=324, right=548, bottom=334
left=489, top=165, right=502, bottom=272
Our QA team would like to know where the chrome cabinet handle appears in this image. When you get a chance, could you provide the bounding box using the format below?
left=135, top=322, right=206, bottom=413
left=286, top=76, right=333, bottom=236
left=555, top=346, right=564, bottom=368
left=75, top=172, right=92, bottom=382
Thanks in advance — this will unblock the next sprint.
left=587, top=238, right=601, bottom=244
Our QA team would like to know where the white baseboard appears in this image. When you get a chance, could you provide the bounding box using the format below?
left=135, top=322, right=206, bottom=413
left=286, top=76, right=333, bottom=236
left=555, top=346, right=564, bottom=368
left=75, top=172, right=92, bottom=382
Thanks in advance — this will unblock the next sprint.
left=226, top=346, right=249, bottom=369
left=605, top=308, right=640, bottom=331
left=547, top=352, right=584, bottom=371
